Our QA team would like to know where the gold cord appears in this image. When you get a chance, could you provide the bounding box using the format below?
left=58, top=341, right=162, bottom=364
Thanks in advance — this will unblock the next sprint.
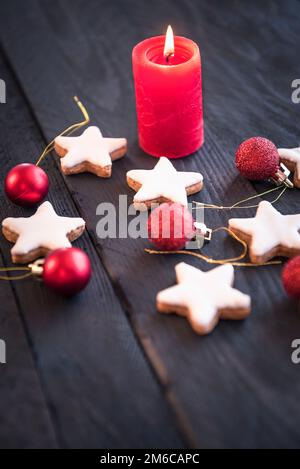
left=35, top=96, right=90, bottom=167
left=0, top=266, right=33, bottom=281
left=145, top=227, right=282, bottom=267
left=193, top=185, right=287, bottom=211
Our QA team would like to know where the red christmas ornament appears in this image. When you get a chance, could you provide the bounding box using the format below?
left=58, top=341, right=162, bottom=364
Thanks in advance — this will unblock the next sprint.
left=5, top=163, right=49, bottom=207
left=282, top=257, right=300, bottom=298
left=148, top=202, right=196, bottom=251
left=235, top=137, right=292, bottom=187
left=43, top=248, right=91, bottom=296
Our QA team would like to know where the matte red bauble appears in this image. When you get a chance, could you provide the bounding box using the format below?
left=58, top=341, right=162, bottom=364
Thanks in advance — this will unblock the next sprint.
left=148, top=202, right=196, bottom=251
left=5, top=163, right=49, bottom=207
left=282, top=257, right=300, bottom=298
left=43, top=248, right=91, bottom=296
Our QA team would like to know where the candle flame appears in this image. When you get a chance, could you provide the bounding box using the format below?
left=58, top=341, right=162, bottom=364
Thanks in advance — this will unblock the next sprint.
left=164, top=25, right=175, bottom=60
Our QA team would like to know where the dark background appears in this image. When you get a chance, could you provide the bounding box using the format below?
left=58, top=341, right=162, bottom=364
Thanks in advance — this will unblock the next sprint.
left=0, top=0, right=299, bottom=449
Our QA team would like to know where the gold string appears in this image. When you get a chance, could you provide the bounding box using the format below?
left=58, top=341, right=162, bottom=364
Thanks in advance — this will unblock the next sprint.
left=35, top=96, right=90, bottom=167
left=193, top=185, right=287, bottom=211
left=145, top=227, right=282, bottom=267
left=0, top=266, right=33, bottom=281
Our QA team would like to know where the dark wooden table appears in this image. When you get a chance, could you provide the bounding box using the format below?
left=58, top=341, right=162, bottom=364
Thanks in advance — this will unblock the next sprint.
left=0, top=0, right=299, bottom=449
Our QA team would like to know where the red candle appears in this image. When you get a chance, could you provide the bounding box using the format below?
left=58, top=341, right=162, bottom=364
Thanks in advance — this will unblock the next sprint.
left=132, top=26, right=204, bottom=159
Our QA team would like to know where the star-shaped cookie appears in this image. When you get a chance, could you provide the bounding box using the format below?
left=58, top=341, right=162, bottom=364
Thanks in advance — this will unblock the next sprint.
left=126, top=157, right=204, bottom=210
left=54, top=126, right=127, bottom=178
left=278, top=147, right=300, bottom=188
left=229, top=201, right=300, bottom=264
left=157, top=262, right=251, bottom=335
left=2, top=201, right=86, bottom=264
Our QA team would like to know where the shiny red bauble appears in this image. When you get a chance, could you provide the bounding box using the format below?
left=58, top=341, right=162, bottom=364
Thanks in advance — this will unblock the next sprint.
left=43, top=248, right=91, bottom=296
left=5, top=163, right=49, bottom=207
left=236, top=137, right=280, bottom=181
left=282, top=257, right=300, bottom=299
left=148, top=202, right=196, bottom=251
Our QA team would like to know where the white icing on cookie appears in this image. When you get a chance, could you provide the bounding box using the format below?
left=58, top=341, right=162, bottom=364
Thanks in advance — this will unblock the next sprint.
left=229, top=201, right=300, bottom=256
left=127, top=157, right=203, bottom=207
left=157, top=262, right=251, bottom=335
left=2, top=201, right=85, bottom=256
left=278, top=147, right=300, bottom=165
left=55, top=126, right=127, bottom=170
left=278, top=147, right=300, bottom=176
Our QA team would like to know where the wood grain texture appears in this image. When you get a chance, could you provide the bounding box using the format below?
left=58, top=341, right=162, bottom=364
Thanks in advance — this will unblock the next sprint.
left=1, top=0, right=300, bottom=448
left=0, top=47, right=183, bottom=448
left=0, top=270, right=58, bottom=449
left=0, top=55, right=58, bottom=449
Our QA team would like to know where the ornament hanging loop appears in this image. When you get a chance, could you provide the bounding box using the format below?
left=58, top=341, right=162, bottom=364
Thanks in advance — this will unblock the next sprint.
left=193, top=184, right=288, bottom=211
left=0, top=266, right=32, bottom=281
left=35, top=96, right=90, bottom=167
left=145, top=226, right=281, bottom=268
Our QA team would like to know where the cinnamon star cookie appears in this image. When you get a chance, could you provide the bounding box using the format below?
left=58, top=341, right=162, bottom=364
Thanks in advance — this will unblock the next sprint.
left=157, top=262, right=251, bottom=335
left=229, top=201, right=300, bottom=264
left=126, top=157, right=203, bottom=211
left=2, top=201, right=85, bottom=264
left=55, top=126, right=127, bottom=178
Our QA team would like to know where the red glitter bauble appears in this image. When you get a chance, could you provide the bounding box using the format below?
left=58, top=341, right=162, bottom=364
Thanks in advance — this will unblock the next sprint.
left=43, top=248, right=92, bottom=296
left=235, top=137, right=280, bottom=181
left=5, top=163, right=49, bottom=207
left=282, top=257, right=300, bottom=298
left=148, top=203, right=196, bottom=251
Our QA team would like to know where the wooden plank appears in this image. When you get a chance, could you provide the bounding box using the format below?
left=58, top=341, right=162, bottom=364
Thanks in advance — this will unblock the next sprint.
left=0, top=267, right=58, bottom=449
left=0, top=255, right=58, bottom=449
left=1, top=0, right=300, bottom=447
left=0, top=56, right=57, bottom=449
left=0, top=49, right=183, bottom=447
